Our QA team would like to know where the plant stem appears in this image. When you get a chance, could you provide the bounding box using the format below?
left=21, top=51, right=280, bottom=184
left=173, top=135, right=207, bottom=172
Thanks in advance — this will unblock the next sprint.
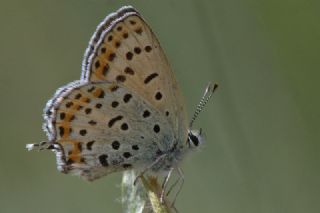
left=121, top=171, right=174, bottom=213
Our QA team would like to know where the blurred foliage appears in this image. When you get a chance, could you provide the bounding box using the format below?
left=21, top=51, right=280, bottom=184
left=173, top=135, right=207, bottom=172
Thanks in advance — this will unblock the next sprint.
left=0, top=0, right=319, bottom=212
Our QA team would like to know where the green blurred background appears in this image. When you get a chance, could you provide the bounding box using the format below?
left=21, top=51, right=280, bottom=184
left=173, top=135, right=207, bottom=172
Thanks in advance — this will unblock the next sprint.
left=0, top=0, right=319, bottom=212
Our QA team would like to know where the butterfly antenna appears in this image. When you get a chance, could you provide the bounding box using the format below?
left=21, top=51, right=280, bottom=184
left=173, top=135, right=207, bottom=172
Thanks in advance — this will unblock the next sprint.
left=189, top=82, right=218, bottom=128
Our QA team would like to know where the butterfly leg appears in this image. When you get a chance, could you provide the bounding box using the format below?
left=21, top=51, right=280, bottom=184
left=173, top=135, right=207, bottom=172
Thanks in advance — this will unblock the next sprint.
left=165, top=172, right=180, bottom=197
left=169, top=167, right=184, bottom=208
left=133, top=154, right=167, bottom=185
left=160, top=167, right=174, bottom=203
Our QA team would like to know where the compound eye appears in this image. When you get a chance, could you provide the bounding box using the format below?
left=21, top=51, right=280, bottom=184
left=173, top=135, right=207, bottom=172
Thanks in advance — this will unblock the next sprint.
left=189, top=133, right=199, bottom=147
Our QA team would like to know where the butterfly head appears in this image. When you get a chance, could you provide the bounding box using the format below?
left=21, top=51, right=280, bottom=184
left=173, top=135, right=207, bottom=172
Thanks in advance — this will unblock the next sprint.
left=187, top=129, right=204, bottom=149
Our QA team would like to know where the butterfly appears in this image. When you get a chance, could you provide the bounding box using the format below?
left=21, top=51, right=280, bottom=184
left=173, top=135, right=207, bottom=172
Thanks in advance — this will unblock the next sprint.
left=27, top=6, right=217, bottom=183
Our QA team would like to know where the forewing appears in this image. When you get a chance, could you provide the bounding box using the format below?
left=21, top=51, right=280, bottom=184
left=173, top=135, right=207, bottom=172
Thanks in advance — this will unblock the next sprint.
left=81, top=6, right=188, bottom=143
left=43, top=81, right=174, bottom=181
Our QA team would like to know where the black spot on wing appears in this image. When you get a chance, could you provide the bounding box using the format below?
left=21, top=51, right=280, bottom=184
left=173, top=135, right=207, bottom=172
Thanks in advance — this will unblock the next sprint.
left=144, top=73, right=159, bottom=84
left=108, top=115, right=123, bottom=128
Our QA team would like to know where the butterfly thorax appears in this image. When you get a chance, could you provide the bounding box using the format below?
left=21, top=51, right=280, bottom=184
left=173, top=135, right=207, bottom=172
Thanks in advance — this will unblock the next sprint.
left=149, top=129, right=203, bottom=173
left=148, top=142, right=182, bottom=172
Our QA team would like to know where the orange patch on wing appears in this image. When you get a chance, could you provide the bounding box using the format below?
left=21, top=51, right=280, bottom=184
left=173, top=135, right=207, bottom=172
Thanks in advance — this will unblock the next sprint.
left=67, top=141, right=83, bottom=163
left=64, top=126, right=71, bottom=138
left=94, top=67, right=107, bottom=80
left=93, top=48, right=115, bottom=80
left=92, top=88, right=104, bottom=98
left=80, top=97, right=90, bottom=103
left=99, top=48, right=115, bottom=62
left=63, top=113, right=75, bottom=122
left=108, top=83, right=119, bottom=92
left=72, top=104, right=82, bottom=111
left=134, top=27, right=143, bottom=34
left=57, top=113, right=76, bottom=138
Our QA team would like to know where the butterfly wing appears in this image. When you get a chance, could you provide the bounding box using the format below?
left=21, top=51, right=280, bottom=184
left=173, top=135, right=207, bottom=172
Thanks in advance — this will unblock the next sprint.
left=42, top=81, right=175, bottom=181
left=82, top=6, right=136, bottom=74
left=30, top=6, right=189, bottom=181
left=81, top=6, right=188, bottom=145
